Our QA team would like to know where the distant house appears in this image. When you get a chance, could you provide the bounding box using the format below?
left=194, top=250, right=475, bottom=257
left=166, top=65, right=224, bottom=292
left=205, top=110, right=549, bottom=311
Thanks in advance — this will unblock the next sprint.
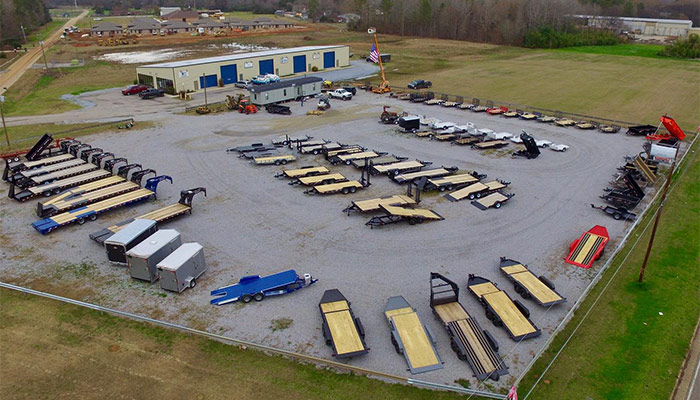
left=125, top=18, right=160, bottom=35
left=337, top=13, right=360, bottom=23
left=159, top=6, right=181, bottom=17
left=161, top=19, right=192, bottom=34
left=90, top=22, right=123, bottom=36
left=191, top=18, right=226, bottom=32
left=162, top=10, right=200, bottom=22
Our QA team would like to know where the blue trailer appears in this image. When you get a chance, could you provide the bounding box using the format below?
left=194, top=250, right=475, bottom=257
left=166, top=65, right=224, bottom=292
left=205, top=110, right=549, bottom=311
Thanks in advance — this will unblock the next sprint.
left=210, top=269, right=317, bottom=306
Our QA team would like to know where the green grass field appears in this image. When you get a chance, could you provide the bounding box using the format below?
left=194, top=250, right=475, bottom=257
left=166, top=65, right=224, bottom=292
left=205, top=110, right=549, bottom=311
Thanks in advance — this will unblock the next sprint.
left=23, top=20, right=66, bottom=47
left=555, top=43, right=667, bottom=59
left=518, top=144, right=700, bottom=399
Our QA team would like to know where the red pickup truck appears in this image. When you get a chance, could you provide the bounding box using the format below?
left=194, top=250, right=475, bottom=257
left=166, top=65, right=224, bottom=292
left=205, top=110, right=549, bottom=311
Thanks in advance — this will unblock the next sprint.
left=122, top=84, right=150, bottom=96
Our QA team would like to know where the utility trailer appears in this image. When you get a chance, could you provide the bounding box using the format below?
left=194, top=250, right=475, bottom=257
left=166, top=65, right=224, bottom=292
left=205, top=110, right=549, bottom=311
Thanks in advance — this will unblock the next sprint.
left=227, top=143, right=277, bottom=154
left=472, top=140, right=509, bottom=150
left=240, top=149, right=279, bottom=159
left=343, top=194, right=416, bottom=214
left=104, top=219, right=158, bottom=264
left=319, top=289, right=369, bottom=359
left=294, top=173, right=347, bottom=186
left=253, top=154, right=296, bottom=165
left=127, top=229, right=182, bottom=283
left=325, top=146, right=364, bottom=159
left=10, top=169, right=112, bottom=202
left=512, top=132, right=540, bottom=159
left=429, top=273, right=507, bottom=381
left=601, top=172, right=644, bottom=209
left=591, top=204, right=636, bottom=221
left=300, top=142, right=339, bottom=155
left=330, top=151, right=379, bottom=166
left=425, top=173, right=480, bottom=192
left=12, top=158, right=85, bottom=183
left=445, top=180, right=509, bottom=202
left=392, top=167, right=455, bottom=184
left=366, top=204, right=444, bottom=228
left=351, top=155, right=404, bottom=168
left=471, top=192, right=515, bottom=210
left=31, top=176, right=172, bottom=235
left=453, top=137, right=480, bottom=146
left=36, top=179, right=140, bottom=217
left=276, top=166, right=329, bottom=179
left=305, top=180, right=365, bottom=195
left=626, top=124, right=657, bottom=136
left=467, top=274, right=541, bottom=341
left=565, top=225, right=609, bottom=268
left=158, top=243, right=206, bottom=292
left=296, top=139, right=330, bottom=149
left=499, top=258, right=566, bottom=307
left=210, top=269, right=317, bottom=306
left=384, top=296, right=443, bottom=374
left=372, top=160, right=426, bottom=175
left=272, top=135, right=312, bottom=146
left=4, top=153, right=74, bottom=180
left=89, top=187, right=206, bottom=244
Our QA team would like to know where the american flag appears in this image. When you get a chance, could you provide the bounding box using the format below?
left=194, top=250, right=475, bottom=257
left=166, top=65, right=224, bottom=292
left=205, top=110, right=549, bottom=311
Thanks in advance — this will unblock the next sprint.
left=369, top=44, right=379, bottom=63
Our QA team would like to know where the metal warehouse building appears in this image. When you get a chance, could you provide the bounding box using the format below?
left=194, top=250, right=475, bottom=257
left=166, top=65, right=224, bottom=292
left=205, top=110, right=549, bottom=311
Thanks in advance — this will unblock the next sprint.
left=135, top=45, right=349, bottom=92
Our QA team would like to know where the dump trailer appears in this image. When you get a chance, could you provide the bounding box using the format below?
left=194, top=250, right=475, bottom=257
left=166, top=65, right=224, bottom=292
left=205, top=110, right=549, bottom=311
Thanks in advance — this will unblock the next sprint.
left=512, top=133, right=540, bottom=159
left=350, top=155, right=404, bottom=168
left=471, top=192, right=515, bottom=210
left=276, top=166, right=329, bottom=179
left=366, top=204, right=444, bottom=228
left=565, top=225, right=609, bottom=268
left=343, top=194, right=416, bottom=214
left=473, top=140, right=509, bottom=150
left=157, top=243, right=206, bottom=292
left=429, top=272, right=507, bottom=381
left=294, top=173, right=347, bottom=186
left=425, top=173, right=480, bottom=192
left=25, top=134, right=56, bottom=161
left=372, top=160, right=425, bottom=175
left=626, top=124, right=657, bottom=136
left=467, top=274, right=541, bottom=341
left=19, top=163, right=98, bottom=189
left=601, top=172, right=644, bottom=209
left=89, top=187, right=206, bottom=244
left=445, top=180, right=509, bottom=202
left=330, top=151, right=379, bottom=166
left=319, top=289, right=369, bottom=359
left=10, top=169, right=112, bottom=202
left=104, top=219, right=158, bottom=264
left=36, top=179, right=140, bottom=217
left=591, top=204, right=637, bottom=221
left=384, top=296, right=443, bottom=374
left=210, top=269, right=317, bottom=306
left=499, top=258, right=566, bottom=307
left=127, top=229, right=182, bottom=283
left=253, top=154, right=296, bottom=166
left=31, top=176, right=172, bottom=235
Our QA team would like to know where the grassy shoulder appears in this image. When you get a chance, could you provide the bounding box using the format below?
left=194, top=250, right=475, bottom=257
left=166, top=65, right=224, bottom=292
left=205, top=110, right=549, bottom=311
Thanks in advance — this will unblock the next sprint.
left=24, top=19, right=66, bottom=47
left=555, top=43, right=667, bottom=59
left=0, top=287, right=470, bottom=400
left=517, top=143, right=700, bottom=399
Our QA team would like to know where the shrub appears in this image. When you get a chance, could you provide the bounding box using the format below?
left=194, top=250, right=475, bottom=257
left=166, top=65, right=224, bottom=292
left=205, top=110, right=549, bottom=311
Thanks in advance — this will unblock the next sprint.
left=659, top=34, right=700, bottom=59
left=311, top=66, right=318, bottom=72
left=524, top=26, right=621, bottom=49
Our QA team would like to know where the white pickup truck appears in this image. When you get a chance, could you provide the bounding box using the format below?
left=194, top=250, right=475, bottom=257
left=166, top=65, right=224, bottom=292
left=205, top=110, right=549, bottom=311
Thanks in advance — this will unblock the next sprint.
left=327, top=88, right=353, bottom=100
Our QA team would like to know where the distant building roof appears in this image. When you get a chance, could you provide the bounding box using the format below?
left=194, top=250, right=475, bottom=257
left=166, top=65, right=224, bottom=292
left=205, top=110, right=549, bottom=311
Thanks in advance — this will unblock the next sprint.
left=191, top=18, right=225, bottom=28
left=161, top=19, right=191, bottom=29
left=249, top=77, right=323, bottom=93
left=159, top=6, right=181, bottom=16
left=572, top=15, right=693, bottom=26
left=162, top=10, right=199, bottom=20
left=126, top=18, right=160, bottom=30
left=91, top=22, right=123, bottom=32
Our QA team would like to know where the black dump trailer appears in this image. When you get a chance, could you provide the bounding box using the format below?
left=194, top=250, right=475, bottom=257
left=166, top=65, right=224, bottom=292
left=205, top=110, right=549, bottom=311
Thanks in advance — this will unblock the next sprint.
left=512, top=132, right=540, bottom=159
left=398, top=116, right=420, bottom=132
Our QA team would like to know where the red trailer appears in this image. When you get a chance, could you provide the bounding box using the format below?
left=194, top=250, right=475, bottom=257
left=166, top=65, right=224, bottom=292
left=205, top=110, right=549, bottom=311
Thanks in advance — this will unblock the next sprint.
left=565, top=225, right=609, bottom=268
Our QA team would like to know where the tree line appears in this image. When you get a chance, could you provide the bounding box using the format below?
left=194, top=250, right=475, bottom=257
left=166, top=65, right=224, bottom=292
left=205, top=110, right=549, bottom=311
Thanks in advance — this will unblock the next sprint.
left=1, top=0, right=52, bottom=49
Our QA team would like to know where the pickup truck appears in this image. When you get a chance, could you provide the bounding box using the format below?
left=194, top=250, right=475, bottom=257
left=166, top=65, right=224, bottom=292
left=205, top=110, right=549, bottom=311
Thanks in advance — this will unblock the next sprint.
left=139, top=88, right=165, bottom=99
left=408, top=79, right=432, bottom=89
left=328, top=89, right=353, bottom=100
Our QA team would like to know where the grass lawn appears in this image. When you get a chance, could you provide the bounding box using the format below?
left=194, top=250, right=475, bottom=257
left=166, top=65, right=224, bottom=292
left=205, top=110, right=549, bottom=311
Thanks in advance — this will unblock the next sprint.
left=0, top=287, right=468, bottom=400
left=517, top=143, right=700, bottom=399
left=24, top=20, right=66, bottom=47
left=555, top=44, right=668, bottom=59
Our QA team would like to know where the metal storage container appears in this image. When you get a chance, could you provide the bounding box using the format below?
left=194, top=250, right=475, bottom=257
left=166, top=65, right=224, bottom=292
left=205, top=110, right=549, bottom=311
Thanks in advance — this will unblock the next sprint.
left=126, top=229, right=181, bottom=282
left=157, top=243, right=206, bottom=293
left=104, top=219, right=157, bottom=264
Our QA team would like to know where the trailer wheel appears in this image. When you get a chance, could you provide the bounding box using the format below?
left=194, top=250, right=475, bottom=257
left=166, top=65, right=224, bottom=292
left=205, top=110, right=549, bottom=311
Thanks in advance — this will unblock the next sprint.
left=349, top=186, right=357, bottom=193
left=493, top=318, right=503, bottom=327
left=494, top=201, right=502, bottom=209
left=476, top=192, right=482, bottom=199
left=408, top=218, right=417, bottom=225
left=189, top=279, right=196, bottom=289
left=43, top=191, right=52, bottom=197
left=468, top=193, right=475, bottom=200
left=253, top=292, right=265, bottom=302
left=393, top=170, right=400, bottom=176
left=447, top=185, right=454, bottom=191
left=280, top=159, right=288, bottom=165
left=77, top=218, right=85, bottom=225
left=274, top=160, right=281, bottom=166
left=53, top=188, right=61, bottom=195
left=345, top=160, right=352, bottom=165
left=342, top=187, right=350, bottom=194
left=439, top=186, right=446, bottom=192
left=89, top=214, right=97, bottom=221
left=313, top=149, right=320, bottom=155
left=485, top=310, right=495, bottom=321
left=613, top=212, right=622, bottom=220
left=450, top=339, right=460, bottom=353
left=242, top=294, right=252, bottom=303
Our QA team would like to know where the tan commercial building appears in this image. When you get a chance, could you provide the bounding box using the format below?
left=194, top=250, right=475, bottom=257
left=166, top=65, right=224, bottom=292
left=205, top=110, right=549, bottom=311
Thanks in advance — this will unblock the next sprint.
left=135, top=45, right=350, bottom=92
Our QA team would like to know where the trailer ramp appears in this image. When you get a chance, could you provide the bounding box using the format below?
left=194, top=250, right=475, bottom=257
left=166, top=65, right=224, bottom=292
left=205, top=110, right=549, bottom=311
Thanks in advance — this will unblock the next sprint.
left=280, top=166, right=329, bottom=178
left=343, top=194, right=415, bottom=214
left=472, top=192, right=514, bottom=210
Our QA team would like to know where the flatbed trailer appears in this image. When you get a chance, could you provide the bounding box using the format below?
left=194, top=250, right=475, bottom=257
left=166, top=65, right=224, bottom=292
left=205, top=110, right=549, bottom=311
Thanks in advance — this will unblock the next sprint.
left=10, top=169, right=112, bottom=202
left=253, top=154, right=296, bottom=165
left=565, top=225, right=609, bottom=268
left=37, top=175, right=126, bottom=216
left=445, top=180, right=508, bottom=202
left=21, top=163, right=98, bottom=188
left=32, top=176, right=172, bottom=235
left=429, top=273, right=507, bottom=381
left=89, top=187, right=206, bottom=244
left=210, top=270, right=317, bottom=306
left=392, top=168, right=454, bottom=184
left=319, top=289, right=369, bottom=359
left=467, top=274, right=541, bottom=341
left=384, top=296, right=443, bottom=374
left=453, top=137, right=480, bottom=146
left=305, top=180, right=364, bottom=195
left=297, top=139, right=329, bottom=148
left=276, top=166, right=329, bottom=179
left=325, top=146, right=364, bottom=158
left=343, top=194, right=416, bottom=214
left=14, top=158, right=86, bottom=182
left=4, top=153, right=75, bottom=182
left=471, top=192, right=515, bottom=210
left=591, top=204, right=637, bottom=221
left=366, top=204, right=444, bottom=228
left=300, top=143, right=336, bottom=155
left=433, top=133, right=456, bottom=141
left=240, top=149, right=279, bottom=159
left=227, top=143, right=275, bottom=153
left=472, top=140, right=509, bottom=150
left=372, top=160, right=425, bottom=175
left=272, top=135, right=312, bottom=146
left=499, top=258, right=566, bottom=307
left=295, top=173, right=347, bottom=186
left=36, top=180, right=140, bottom=217
left=426, top=173, right=480, bottom=192
left=331, top=151, right=379, bottom=165
left=350, top=155, right=403, bottom=168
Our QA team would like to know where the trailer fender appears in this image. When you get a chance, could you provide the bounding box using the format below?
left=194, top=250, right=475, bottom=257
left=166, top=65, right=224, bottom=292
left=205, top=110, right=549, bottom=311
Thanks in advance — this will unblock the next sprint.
left=513, top=300, right=530, bottom=319
left=144, top=175, right=173, bottom=196
left=483, top=329, right=499, bottom=353
left=425, top=324, right=437, bottom=345
left=355, top=317, right=365, bottom=339
left=539, top=275, right=555, bottom=290
left=322, top=323, right=332, bottom=345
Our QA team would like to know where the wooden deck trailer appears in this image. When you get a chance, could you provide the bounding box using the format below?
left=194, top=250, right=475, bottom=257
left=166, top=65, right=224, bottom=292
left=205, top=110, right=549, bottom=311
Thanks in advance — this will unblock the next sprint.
left=565, top=225, right=609, bottom=268
left=253, top=154, right=296, bottom=165
left=31, top=176, right=172, bottom=235
left=471, top=192, right=515, bottom=210
left=453, top=137, right=480, bottom=146
left=372, top=160, right=425, bottom=175
left=472, top=140, right=509, bottom=150
left=319, top=289, right=369, bottom=359
left=426, top=173, right=479, bottom=192
left=305, top=180, right=364, bottom=195
left=14, top=158, right=85, bottom=182
left=36, top=175, right=126, bottom=216
left=499, top=258, right=566, bottom=307
left=429, top=273, right=507, bottom=381
left=10, top=169, right=112, bottom=202
left=4, top=153, right=74, bottom=179
left=415, top=131, right=433, bottom=138
left=300, top=142, right=338, bottom=155
left=21, top=163, right=98, bottom=188
left=392, top=168, right=454, bottom=184
left=384, top=296, right=443, bottom=374
left=36, top=180, right=140, bottom=217
left=350, top=155, right=403, bottom=168
left=343, top=194, right=416, bottom=214
left=296, top=173, right=347, bottom=186
left=325, top=146, right=364, bottom=158
left=366, top=204, right=444, bottom=228
left=331, top=151, right=379, bottom=165
left=445, top=180, right=508, bottom=202
left=467, top=274, right=541, bottom=341
left=297, top=139, right=329, bottom=148
left=277, top=166, right=329, bottom=179
left=433, top=133, right=456, bottom=141
left=89, top=187, right=206, bottom=244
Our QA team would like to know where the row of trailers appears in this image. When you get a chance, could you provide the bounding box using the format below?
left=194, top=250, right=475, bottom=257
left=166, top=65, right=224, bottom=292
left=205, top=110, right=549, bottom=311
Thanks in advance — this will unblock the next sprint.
left=1, top=135, right=206, bottom=235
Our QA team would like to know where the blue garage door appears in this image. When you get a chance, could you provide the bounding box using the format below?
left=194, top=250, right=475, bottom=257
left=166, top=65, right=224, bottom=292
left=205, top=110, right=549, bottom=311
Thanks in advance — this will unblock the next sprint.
left=323, top=51, right=335, bottom=69
left=293, top=55, right=306, bottom=73
left=199, top=74, right=218, bottom=89
left=220, top=64, right=237, bottom=85
left=259, top=59, right=274, bottom=75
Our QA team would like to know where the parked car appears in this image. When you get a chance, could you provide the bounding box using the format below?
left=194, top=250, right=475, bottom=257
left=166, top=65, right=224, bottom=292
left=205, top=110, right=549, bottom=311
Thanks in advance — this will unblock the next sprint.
left=408, top=79, right=432, bottom=89
left=550, top=143, right=570, bottom=152
left=328, top=88, right=353, bottom=100
left=122, top=84, right=150, bottom=96
left=235, top=80, right=251, bottom=89
left=139, top=88, right=165, bottom=99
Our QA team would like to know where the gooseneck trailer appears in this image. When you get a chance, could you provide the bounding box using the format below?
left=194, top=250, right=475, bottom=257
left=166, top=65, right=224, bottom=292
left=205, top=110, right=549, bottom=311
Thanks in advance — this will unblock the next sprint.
left=10, top=169, right=112, bottom=202
left=210, top=270, right=317, bottom=306
left=319, top=289, right=369, bottom=359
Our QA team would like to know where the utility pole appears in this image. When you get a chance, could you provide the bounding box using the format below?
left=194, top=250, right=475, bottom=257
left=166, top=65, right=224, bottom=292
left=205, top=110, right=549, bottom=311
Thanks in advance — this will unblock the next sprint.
left=20, top=25, right=28, bottom=45
left=39, top=41, right=49, bottom=70
left=0, top=94, right=10, bottom=148
left=638, top=161, right=675, bottom=282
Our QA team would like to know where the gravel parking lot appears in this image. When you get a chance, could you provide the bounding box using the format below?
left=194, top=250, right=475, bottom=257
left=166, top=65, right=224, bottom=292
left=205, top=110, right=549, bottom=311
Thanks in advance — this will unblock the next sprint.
left=0, top=90, right=664, bottom=389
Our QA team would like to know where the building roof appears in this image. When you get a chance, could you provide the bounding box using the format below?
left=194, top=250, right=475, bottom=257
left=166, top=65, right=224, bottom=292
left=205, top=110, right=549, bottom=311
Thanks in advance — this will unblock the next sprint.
left=249, top=77, right=323, bottom=93
left=161, top=19, right=191, bottom=29
left=91, top=22, right=123, bottom=31
left=191, top=18, right=225, bottom=27
left=572, top=15, right=693, bottom=26
left=126, top=18, right=160, bottom=30
left=139, top=45, right=346, bottom=69
left=162, top=10, right=199, bottom=20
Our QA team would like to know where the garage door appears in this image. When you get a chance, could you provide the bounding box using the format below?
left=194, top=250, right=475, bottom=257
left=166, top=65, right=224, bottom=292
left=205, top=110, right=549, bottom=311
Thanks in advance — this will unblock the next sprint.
left=259, top=59, right=274, bottom=75
left=199, top=74, right=218, bottom=89
left=293, top=55, right=306, bottom=73
left=220, top=64, right=237, bottom=85
left=323, top=51, right=335, bottom=69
